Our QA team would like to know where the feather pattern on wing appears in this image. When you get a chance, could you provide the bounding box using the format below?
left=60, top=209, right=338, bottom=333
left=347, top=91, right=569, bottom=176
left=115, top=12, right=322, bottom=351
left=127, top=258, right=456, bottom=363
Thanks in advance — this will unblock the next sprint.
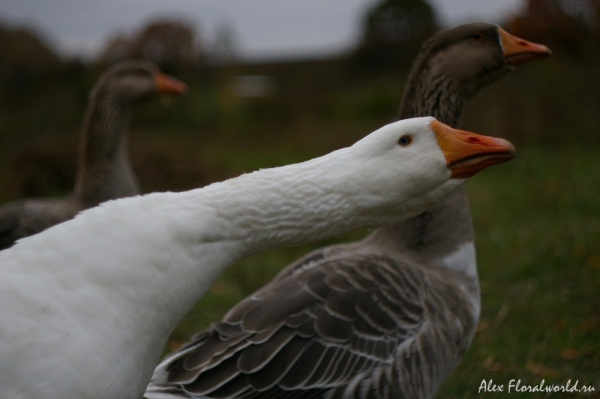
left=150, top=247, right=477, bottom=399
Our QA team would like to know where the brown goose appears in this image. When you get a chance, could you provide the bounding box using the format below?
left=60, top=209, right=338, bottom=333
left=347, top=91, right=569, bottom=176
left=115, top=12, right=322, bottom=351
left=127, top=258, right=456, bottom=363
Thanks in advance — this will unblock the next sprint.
left=0, top=60, right=186, bottom=250
left=145, top=24, right=550, bottom=399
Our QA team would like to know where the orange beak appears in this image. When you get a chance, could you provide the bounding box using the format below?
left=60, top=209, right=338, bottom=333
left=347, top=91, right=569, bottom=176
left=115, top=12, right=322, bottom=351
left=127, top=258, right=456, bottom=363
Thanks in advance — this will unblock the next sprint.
left=431, top=120, right=516, bottom=179
left=499, top=28, right=552, bottom=66
left=153, top=71, right=188, bottom=95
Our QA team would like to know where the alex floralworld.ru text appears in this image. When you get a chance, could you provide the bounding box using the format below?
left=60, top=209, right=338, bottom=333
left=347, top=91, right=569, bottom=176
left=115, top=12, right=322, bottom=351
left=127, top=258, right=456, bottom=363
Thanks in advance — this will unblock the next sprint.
left=479, top=379, right=596, bottom=394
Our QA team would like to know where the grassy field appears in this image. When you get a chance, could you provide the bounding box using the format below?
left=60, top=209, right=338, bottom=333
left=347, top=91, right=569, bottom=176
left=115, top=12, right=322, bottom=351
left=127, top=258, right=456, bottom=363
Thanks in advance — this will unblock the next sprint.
left=445, top=145, right=600, bottom=397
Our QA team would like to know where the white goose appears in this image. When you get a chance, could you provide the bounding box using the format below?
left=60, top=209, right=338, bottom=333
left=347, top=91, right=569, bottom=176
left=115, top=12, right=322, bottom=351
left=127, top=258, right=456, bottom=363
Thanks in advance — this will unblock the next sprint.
left=0, top=117, right=515, bottom=399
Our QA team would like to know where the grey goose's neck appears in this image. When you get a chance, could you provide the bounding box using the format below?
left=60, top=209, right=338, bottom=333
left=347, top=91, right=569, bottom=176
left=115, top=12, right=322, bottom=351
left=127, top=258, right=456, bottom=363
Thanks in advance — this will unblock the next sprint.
left=397, top=65, right=466, bottom=127
left=364, top=63, right=474, bottom=276
left=363, top=187, right=474, bottom=272
left=74, top=92, right=139, bottom=206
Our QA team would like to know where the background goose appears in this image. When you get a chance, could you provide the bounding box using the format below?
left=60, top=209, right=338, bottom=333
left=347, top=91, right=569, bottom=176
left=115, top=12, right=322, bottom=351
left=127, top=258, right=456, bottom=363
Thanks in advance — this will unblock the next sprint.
left=0, top=60, right=187, bottom=250
left=146, top=23, right=550, bottom=399
left=0, top=117, right=515, bottom=399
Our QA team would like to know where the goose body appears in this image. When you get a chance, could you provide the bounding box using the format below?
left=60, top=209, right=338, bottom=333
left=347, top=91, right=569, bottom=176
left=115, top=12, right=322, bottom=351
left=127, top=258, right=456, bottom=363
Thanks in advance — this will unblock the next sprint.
left=146, top=24, right=549, bottom=399
left=0, top=117, right=515, bottom=399
left=0, top=60, right=186, bottom=250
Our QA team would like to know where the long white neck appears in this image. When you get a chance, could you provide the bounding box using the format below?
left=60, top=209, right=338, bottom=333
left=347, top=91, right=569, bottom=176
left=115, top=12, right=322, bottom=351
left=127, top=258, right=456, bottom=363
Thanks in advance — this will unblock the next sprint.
left=119, top=144, right=451, bottom=267
left=2, top=143, right=458, bottom=399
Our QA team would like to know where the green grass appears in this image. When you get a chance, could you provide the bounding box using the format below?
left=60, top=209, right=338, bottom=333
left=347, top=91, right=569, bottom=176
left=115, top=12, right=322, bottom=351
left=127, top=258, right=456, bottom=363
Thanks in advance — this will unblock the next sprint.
left=167, top=144, right=600, bottom=396
left=442, top=145, right=600, bottom=397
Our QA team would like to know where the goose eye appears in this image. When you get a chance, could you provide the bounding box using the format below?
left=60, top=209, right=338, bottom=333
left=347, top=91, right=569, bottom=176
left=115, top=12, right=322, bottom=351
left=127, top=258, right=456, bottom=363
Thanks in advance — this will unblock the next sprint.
left=398, top=136, right=412, bottom=147
left=473, top=32, right=483, bottom=41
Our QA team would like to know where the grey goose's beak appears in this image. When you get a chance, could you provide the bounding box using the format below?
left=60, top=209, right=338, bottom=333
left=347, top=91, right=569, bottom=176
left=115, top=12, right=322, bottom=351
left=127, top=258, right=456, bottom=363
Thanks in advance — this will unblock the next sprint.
left=498, top=28, right=552, bottom=66
left=153, top=71, right=188, bottom=95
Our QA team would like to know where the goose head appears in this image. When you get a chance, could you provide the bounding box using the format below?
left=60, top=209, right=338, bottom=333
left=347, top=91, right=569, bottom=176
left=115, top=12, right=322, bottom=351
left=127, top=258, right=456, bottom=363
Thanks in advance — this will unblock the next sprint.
left=410, top=22, right=551, bottom=100
left=342, top=117, right=515, bottom=223
left=89, top=60, right=187, bottom=104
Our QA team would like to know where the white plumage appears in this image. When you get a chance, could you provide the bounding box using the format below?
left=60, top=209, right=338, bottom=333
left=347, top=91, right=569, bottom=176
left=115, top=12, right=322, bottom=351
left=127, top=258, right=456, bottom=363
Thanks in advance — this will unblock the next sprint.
left=0, top=117, right=514, bottom=399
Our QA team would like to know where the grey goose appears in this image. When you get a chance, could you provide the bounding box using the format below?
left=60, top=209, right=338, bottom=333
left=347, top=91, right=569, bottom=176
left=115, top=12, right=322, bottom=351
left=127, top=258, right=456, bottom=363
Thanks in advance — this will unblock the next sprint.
left=0, top=60, right=187, bottom=250
left=145, top=23, right=550, bottom=399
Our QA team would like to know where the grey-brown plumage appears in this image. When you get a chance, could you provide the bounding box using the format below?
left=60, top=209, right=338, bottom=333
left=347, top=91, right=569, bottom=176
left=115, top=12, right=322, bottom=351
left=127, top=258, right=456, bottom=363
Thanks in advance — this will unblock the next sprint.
left=0, top=60, right=186, bottom=250
left=146, top=23, right=550, bottom=399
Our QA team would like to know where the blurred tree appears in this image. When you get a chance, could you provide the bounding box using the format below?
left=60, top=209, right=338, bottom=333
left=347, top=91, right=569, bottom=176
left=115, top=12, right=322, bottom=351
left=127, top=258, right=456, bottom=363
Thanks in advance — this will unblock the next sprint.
left=0, top=25, right=62, bottom=87
left=96, top=34, right=131, bottom=66
left=96, top=19, right=203, bottom=71
left=506, top=0, right=600, bottom=57
left=132, top=20, right=201, bottom=71
left=353, top=0, right=439, bottom=69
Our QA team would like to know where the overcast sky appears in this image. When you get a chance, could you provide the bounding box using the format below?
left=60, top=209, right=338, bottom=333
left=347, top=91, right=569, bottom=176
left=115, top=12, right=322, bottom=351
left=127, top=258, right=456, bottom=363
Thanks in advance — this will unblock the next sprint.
left=0, top=0, right=525, bottom=60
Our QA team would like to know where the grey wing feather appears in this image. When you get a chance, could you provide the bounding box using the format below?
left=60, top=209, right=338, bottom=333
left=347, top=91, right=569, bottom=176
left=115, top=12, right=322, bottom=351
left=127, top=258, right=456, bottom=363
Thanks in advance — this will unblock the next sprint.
left=146, top=250, right=477, bottom=399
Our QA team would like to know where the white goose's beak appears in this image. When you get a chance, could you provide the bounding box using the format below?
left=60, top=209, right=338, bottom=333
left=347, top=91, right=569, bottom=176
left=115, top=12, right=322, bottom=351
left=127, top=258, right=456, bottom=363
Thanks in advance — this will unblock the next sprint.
left=431, top=120, right=516, bottom=179
left=499, top=28, right=552, bottom=66
left=153, top=71, right=188, bottom=95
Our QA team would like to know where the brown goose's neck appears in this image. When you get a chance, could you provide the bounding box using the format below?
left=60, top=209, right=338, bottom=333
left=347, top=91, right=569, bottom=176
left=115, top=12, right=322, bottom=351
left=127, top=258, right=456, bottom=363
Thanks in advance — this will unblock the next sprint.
left=363, top=187, right=473, bottom=265
left=74, top=93, right=140, bottom=207
left=364, top=67, right=475, bottom=269
left=397, top=64, right=467, bottom=126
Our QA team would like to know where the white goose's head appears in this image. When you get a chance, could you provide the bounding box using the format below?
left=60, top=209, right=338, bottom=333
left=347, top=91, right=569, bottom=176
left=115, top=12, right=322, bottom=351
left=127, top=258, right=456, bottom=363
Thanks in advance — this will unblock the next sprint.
left=338, top=116, right=515, bottom=224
